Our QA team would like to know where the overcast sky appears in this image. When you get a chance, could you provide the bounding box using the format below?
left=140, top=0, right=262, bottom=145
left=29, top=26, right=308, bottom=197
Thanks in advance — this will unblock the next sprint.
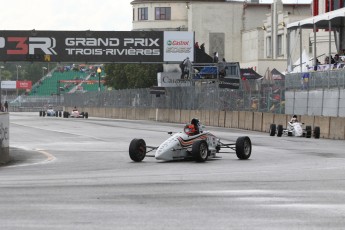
left=0, top=0, right=312, bottom=31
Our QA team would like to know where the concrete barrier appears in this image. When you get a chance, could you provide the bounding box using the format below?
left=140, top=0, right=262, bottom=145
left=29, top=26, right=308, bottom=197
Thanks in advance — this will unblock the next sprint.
left=314, top=116, right=330, bottom=139
left=60, top=106, right=345, bottom=140
left=329, top=117, right=345, bottom=140
left=262, top=113, right=274, bottom=132
left=0, top=113, right=9, bottom=164
left=253, top=112, right=263, bottom=132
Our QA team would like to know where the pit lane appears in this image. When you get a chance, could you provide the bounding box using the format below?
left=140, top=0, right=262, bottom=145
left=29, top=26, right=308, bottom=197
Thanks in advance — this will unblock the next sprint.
left=1, top=112, right=345, bottom=230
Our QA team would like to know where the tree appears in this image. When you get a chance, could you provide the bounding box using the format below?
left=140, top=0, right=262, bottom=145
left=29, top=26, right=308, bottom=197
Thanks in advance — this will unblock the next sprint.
left=104, top=63, right=163, bottom=89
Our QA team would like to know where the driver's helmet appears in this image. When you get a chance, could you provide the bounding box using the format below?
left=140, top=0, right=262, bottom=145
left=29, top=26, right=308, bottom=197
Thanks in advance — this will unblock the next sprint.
left=191, top=118, right=200, bottom=126
left=184, top=124, right=196, bottom=135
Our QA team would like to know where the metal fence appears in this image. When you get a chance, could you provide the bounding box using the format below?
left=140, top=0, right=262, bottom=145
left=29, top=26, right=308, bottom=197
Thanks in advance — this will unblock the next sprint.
left=8, top=69, right=345, bottom=117
left=62, top=80, right=285, bottom=113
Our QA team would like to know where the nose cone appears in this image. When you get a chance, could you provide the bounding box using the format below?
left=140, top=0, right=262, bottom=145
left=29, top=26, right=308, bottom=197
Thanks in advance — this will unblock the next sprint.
left=155, top=136, right=179, bottom=161
left=155, top=148, right=174, bottom=161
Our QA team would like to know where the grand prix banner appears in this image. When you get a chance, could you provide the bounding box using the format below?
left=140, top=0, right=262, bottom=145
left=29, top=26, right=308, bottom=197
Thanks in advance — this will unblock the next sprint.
left=0, top=30, right=194, bottom=63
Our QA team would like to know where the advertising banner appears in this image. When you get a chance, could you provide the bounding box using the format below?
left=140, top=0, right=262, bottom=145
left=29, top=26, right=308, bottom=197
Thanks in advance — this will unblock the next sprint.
left=1, top=81, right=16, bottom=89
left=16, top=81, right=32, bottom=90
left=163, top=31, right=194, bottom=62
left=0, top=30, right=193, bottom=63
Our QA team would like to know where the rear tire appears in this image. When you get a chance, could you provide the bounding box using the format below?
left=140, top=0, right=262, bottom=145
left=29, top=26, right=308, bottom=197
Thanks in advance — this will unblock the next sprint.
left=192, top=140, right=209, bottom=162
left=277, top=125, right=283, bottom=137
left=129, top=139, right=147, bottom=162
left=235, top=136, right=252, bottom=160
left=269, top=124, right=276, bottom=136
left=84, top=112, right=89, bottom=119
left=314, top=126, right=320, bottom=139
left=306, top=125, right=312, bottom=138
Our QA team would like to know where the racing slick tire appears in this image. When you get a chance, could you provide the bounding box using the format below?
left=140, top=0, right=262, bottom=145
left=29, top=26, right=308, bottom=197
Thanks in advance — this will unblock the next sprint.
left=314, top=126, right=320, bottom=139
left=39, top=111, right=43, bottom=117
left=55, top=112, right=58, bottom=117
left=277, top=125, right=283, bottom=137
left=59, top=111, right=62, bottom=117
left=63, top=111, right=69, bottom=118
left=306, top=125, right=312, bottom=138
left=235, top=136, right=252, bottom=160
left=192, top=140, right=209, bottom=162
left=84, top=112, right=89, bottom=119
left=42, top=111, right=46, bottom=117
left=269, top=124, right=276, bottom=136
left=129, top=138, right=147, bottom=162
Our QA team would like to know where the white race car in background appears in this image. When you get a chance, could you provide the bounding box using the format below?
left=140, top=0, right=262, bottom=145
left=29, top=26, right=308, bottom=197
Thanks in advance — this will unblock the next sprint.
left=39, top=106, right=62, bottom=117
left=269, top=122, right=320, bottom=139
left=63, top=109, right=89, bottom=119
left=129, top=125, right=252, bottom=162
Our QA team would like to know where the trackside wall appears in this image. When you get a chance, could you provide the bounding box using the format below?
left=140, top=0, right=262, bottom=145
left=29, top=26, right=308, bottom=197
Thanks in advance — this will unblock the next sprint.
left=64, top=107, right=345, bottom=140
left=0, top=113, right=10, bottom=164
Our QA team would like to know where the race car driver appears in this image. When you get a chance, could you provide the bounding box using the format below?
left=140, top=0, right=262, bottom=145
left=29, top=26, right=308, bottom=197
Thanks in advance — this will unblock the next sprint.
left=184, top=118, right=202, bottom=136
left=290, top=115, right=298, bottom=123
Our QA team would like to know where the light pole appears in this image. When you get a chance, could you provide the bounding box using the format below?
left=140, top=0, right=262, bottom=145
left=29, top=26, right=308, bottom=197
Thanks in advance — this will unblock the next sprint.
left=97, top=67, right=102, bottom=92
left=0, top=66, right=4, bottom=106
left=42, top=67, right=47, bottom=77
left=16, top=65, right=21, bottom=96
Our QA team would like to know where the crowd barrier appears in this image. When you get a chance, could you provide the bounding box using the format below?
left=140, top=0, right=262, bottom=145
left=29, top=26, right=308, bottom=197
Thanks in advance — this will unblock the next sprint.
left=65, top=107, right=345, bottom=140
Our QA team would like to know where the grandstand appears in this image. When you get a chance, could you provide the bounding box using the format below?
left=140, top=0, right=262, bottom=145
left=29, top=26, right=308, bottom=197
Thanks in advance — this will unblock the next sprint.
left=29, top=69, right=104, bottom=96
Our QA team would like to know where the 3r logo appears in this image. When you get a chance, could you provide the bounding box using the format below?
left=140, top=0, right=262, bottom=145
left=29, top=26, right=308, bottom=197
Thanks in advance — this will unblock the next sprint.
left=1, top=37, right=57, bottom=55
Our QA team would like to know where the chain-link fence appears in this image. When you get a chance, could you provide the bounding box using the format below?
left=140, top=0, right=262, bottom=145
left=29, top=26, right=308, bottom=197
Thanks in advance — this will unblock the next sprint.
left=8, top=69, right=345, bottom=117
left=61, top=80, right=285, bottom=113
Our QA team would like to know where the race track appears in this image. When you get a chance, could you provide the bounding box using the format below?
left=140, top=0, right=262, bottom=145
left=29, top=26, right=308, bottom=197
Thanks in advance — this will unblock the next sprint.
left=1, top=112, right=345, bottom=230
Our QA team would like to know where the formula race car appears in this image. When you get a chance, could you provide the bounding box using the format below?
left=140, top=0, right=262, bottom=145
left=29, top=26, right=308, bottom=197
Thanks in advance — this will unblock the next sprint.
left=129, top=124, right=252, bottom=162
left=39, top=106, right=62, bottom=117
left=63, top=109, right=89, bottom=118
left=269, top=122, right=320, bottom=138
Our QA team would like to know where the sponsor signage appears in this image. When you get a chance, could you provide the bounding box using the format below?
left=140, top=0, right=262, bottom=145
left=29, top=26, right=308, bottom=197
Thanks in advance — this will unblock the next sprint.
left=157, top=72, right=192, bottom=87
left=0, top=30, right=193, bottom=63
left=1, top=81, right=16, bottom=89
left=164, top=31, right=194, bottom=62
left=16, top=81, right=32, bottom=90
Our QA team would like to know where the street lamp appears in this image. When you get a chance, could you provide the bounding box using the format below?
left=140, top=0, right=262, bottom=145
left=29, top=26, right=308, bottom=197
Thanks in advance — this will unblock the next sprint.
left=16, top=65, right=21, bottom=96
left=0, top=66, right=4, bottom=106
left=97, top=67, right=102, bottom=92
left=42, top=67, right=47, bottom=77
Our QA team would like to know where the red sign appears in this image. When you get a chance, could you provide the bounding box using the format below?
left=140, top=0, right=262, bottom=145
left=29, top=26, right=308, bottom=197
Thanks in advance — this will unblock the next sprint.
left=16, top=81, right=32, bottom=89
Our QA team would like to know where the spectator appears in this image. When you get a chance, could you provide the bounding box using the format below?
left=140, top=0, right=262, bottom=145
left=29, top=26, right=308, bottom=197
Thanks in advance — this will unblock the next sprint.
left=194, top=42, right=199, bottom=49
left=200, top=43, right=205, bottom=52
left=4, top=101, right=8, bottom=112
left=324, top=56, right=329, bottom=64
left=213, top=52, right=219, bottom=63
left=334, top=54, right=340, bottom=64
left=219, top=58, right=227, bottom=77
left=180, top=57, right=192, bottom=79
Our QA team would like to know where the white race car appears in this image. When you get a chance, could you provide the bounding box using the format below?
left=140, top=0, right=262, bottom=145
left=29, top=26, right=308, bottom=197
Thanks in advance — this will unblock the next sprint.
left=129, top=125, right=252, bottom=162
left=63, top=109, right=89, bottom=119
left=269, top=122, right=320, bottom=138
left=39, top=106, right=62, bottom=117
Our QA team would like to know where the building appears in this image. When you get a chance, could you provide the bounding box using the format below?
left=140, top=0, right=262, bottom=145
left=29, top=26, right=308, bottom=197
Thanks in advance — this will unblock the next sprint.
left=131, top=0, right=311, bottom=75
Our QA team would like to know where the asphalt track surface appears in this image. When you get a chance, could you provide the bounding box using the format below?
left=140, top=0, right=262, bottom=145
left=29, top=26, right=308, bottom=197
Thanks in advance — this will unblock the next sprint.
left=1, top=112, right=345, bottom=230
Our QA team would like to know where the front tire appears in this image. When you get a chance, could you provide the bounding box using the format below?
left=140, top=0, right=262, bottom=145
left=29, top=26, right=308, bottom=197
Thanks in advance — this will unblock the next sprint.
left=129, top=139, right=147, bottom=162
left=192, top=140, right=209, bottom=162
left=235, top=136, right=252, bottom=160
left=269, top=124, right=276, bottom=136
